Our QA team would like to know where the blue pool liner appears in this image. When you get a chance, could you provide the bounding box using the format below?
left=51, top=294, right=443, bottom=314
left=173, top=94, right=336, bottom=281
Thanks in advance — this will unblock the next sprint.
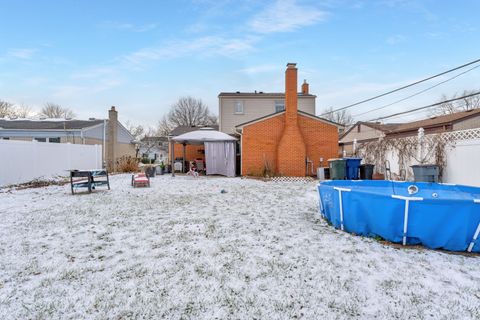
left=318, top=180, right=480, bottom=252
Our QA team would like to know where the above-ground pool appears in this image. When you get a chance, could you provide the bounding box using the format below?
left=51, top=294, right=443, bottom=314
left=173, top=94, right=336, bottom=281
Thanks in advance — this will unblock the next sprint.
left=318, top=180, right=480, bottom=253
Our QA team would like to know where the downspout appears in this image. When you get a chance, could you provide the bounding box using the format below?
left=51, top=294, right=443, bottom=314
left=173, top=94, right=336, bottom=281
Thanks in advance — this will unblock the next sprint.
left=103, top=119, right=106, bottom=167
left=237, top=128, right=243, bottom=176
left=170, top=138, right=175, bottom=177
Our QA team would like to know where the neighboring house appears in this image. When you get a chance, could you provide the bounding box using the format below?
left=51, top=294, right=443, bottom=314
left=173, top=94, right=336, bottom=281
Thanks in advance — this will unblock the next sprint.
left=235, top=63, right=343, bottom=177
left=339, top=122, right=402, bottom=156
left=0, top=106, right=135, bottom=171
left=139, top=136, right=169, bottom=162
left=218, top=80, right=315, bottom=134
left=339, top=108, right=480, bottom=155
left=168, top=125, right=219, bottom=168
left=383, top=108, right=480, bottom=138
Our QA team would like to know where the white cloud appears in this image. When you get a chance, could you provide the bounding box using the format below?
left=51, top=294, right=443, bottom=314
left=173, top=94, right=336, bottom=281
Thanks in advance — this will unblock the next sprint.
left=121, top=36, right=258, bottom=65
left=7, top=48, right=37, bottom=59
left=100, top=21, right=157, bottom=32
left=238, top=64, right=278, bottom=75
left=386, top=34, right=406, bottom=45
left=249, top=0, right=327, bottom=34
left=70, top=67, right=116, bottom=79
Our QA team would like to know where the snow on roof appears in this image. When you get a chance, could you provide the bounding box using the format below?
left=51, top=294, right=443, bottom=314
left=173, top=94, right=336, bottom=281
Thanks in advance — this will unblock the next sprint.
left=172, top=129, right=237, bottom=143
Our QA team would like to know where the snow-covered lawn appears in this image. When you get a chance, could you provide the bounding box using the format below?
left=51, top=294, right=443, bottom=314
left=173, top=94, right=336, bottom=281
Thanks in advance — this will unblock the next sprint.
left=1, top=174, right=479, bottom=319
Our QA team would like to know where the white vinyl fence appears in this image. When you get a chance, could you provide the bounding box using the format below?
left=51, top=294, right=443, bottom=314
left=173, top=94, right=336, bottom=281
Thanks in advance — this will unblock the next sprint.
left=0, top=140, right=102, bottom=186
left=357, top=128, right=480, bottom=187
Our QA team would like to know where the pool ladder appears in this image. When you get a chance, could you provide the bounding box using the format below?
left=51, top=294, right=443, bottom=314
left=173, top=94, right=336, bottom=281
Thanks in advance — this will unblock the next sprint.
left=385, top=160, right=407, bottom=181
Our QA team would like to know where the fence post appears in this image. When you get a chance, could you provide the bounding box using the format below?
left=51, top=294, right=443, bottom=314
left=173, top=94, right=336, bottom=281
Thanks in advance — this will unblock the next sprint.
left=417, top=127, right=425, bottom=162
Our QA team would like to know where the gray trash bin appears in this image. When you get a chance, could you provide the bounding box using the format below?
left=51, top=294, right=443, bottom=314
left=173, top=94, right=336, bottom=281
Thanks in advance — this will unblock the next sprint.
left=411, top=165, right=440, bottom=182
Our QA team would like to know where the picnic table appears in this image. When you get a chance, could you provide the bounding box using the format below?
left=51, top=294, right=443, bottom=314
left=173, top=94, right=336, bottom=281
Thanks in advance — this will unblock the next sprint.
left=70, top=169, right=110, bottom=195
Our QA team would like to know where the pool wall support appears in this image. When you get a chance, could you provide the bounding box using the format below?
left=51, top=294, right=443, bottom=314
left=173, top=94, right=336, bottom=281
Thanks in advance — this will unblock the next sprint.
left=334, top=187, right=351, bottom=231
left=391, top=195, right=424, bottom=245
left=467, top=199, right=480, bottom=252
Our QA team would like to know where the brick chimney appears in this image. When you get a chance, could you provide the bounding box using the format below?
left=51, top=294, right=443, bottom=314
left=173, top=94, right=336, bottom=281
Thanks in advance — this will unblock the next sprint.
left=276, top=63, right=307, bottom=176
left=106, top=106, right=118, bottom=172
left=301, top=79, right=309, bottom=94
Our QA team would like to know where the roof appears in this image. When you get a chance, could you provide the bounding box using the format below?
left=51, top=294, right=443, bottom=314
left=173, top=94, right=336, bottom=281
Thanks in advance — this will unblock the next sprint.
left=0, top=119, right=104, bottom=130
left=339, top=109, right=480, bottom=140
left=339, top=121, right=403, bottom=140
left=170, top=125, right=219, bottom=136
left=172, top=129, right=237, bottom=143
left=140, top=136, right=169, bottom=143
left=218, top=92, right=316, bottom=98
left=235, top=110, right=344, bottom=129
left=387, top=108, right=480, bottom=134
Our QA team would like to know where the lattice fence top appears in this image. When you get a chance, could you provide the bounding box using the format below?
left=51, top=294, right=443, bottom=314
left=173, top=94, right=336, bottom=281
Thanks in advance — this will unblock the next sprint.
left=383, top=127, right=480, bottom=144
left=441, top=127, right=480, bottom=141
left=270, top=176, right=316, bottom=183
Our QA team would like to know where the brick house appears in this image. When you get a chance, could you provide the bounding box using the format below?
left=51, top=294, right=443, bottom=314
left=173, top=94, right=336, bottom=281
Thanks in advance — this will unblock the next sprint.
left=235, top=63, right=343, bottom=177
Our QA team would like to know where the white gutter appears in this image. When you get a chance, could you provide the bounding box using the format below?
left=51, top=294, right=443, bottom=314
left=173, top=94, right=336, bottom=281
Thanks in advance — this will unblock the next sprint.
left=103, top=119, right=106, bottom=166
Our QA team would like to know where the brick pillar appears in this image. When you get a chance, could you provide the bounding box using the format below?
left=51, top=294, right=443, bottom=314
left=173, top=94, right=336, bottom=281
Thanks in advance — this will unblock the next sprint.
left=276, top=63, right=306, bottom=176
left=106, top=106, right=118, bottom=172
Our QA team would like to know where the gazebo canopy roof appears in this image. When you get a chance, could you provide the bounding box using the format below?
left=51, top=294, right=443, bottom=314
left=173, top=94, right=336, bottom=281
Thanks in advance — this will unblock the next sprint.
left=171, top=129, right=237, bottom=144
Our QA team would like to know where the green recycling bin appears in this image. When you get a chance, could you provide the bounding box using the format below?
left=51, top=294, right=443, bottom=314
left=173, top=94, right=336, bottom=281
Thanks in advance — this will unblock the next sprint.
left=328, top=158, right=347, bottom=180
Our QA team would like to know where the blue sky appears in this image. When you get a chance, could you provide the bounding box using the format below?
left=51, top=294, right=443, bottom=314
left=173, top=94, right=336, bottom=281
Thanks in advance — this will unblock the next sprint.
left=1, top=0, right=479, bottom=126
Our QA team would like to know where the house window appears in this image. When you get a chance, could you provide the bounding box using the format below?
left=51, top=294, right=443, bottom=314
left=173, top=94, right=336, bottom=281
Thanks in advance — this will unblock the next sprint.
left=275, top=100, right=285, bottom=113
left=34, top=137, right=47, bottom=142
left=48, top=137, right=61, bottom=143
left=234, top=101, right=244, bottom=114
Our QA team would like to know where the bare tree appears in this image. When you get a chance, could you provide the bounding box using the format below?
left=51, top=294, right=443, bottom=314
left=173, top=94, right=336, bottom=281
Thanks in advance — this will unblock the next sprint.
left=157, top=115, right=174, bottom=137
left=15, top=104, right=34, bottom=118
left=322, top=107, right=354, bottom=126
left=0, top=100, right=16, bottom=118
left=40, top=103, right=76, bottom=118
left=0, top=100, right=34, bottom=118
left=125, top=121, right=145, bottom=141
left=157, top=96, right=218, bottom=136
left=430, top=90, right=480, bottom=116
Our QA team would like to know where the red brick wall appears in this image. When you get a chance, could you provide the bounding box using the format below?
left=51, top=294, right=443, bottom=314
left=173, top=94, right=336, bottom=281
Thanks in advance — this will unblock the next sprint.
left=298, top=115, right=339, bottom=171
left=241, top=114, right=338, bottom=177
left=241, top=114, right=284, bottom=176
left=171, top=143, right=205, bottom=163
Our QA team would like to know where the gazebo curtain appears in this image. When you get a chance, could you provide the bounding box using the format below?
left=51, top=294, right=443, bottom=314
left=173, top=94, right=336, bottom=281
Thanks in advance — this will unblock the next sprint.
left=204, top=141, right=235, bottom=177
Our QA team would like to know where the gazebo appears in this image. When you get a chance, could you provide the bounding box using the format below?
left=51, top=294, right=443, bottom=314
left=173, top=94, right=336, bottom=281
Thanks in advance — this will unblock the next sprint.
left=170, top=128, right=237, bottom=177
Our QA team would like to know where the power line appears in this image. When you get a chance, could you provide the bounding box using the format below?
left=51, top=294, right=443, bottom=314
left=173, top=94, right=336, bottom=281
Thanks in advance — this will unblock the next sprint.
left=319, top=57, right=480, bottom=116
left=353, top=64, right=480, bottom=118
left=367, top=91, right=480, bottom=122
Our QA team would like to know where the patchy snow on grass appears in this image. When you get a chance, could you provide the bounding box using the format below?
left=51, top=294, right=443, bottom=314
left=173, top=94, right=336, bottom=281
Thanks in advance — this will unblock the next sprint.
left=1, top=174, right=479, bottom=319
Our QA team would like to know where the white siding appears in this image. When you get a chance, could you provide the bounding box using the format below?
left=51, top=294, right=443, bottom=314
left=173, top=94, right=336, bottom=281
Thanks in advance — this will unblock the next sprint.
left=219, top=96, right=315, bottom=134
